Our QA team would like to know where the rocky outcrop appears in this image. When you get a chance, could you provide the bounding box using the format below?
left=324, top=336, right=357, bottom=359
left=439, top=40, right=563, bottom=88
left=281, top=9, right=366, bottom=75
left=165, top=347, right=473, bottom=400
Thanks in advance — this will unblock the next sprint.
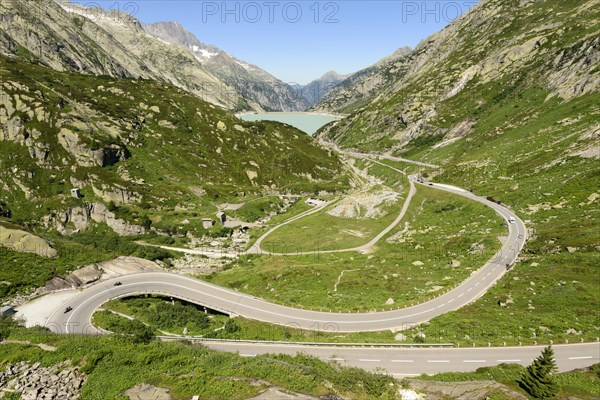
left=0, top=226, right=58, bottom=258
left=124, top=383, right=171, bottom=400
left=44, top=257, right=159, bottom=291
left=406, top=379, right=528, bottom=400
left=98, top=256, right=161, bottom=275
left=43, top=203, right=145, bottom=236
left=57, top=128, right=130, bottom=167
left=0, top=361, right=86, bottom=400
left=45, top=264, right=102, bottom=291
left=91, top=184, right=141, bottom=205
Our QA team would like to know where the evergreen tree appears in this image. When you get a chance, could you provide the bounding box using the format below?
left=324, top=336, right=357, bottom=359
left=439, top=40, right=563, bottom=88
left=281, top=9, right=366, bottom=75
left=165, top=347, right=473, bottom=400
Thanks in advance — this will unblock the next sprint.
left=518, top=346, right=559, bottom=398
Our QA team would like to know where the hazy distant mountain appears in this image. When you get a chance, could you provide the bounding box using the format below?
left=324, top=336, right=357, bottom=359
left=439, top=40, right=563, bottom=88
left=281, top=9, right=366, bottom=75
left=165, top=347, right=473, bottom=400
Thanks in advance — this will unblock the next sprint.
left=299, top=71, right=349, bottom=107
left=142, top=21, right=310, bottom=112
left=312, top=46, right=412, bottom=113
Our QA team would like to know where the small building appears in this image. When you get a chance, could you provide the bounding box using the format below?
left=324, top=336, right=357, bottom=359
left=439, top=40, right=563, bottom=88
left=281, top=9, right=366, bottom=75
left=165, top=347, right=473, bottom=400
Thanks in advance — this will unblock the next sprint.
left=0, top=306, right=15, bottom=316
left=216, top=211, right=227, bottom=224
left=70, top=188, right=81, bottom=199
left=202, top=218, right=215, bottom=230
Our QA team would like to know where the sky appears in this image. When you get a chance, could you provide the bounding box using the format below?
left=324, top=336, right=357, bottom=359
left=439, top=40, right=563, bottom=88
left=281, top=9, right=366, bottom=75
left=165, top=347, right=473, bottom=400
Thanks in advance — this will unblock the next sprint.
left=76, top=1, right=478, bottom=84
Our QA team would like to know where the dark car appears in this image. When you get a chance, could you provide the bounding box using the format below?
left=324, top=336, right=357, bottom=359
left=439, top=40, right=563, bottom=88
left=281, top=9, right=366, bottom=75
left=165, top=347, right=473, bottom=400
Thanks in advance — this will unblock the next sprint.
left=113, top=281, right=122, bottom=286
left=64, top=306, right=73, bottom=313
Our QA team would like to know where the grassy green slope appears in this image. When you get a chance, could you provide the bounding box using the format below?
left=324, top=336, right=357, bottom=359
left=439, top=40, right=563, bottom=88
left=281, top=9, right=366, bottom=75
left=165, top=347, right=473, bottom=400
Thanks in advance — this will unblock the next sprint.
left=0, top=319, right=400, bottom=400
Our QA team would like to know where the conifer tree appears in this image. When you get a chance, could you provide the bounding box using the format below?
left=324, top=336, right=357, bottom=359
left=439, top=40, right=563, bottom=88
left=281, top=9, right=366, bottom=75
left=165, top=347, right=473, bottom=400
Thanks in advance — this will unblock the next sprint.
left=519, top=346, right=558, bottom=398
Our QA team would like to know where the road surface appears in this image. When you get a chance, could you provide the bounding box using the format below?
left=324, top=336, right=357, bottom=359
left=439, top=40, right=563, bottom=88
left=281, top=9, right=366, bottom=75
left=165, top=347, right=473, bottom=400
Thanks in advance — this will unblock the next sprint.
left=199, top=341, right=599, bottom=375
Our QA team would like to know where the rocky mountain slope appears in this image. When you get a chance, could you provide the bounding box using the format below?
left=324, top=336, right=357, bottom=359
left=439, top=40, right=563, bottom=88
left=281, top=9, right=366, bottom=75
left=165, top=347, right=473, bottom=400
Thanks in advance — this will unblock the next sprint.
left=0, top=0, right=245, bottom=109
left=299, top=71, right=349, bottom=107
left=316, top=0, right=598, bottom=152
left=311, top=47, right=412, bottom=114
left=0, top=54, right=345, bottom=239
left=142, top=21, right=310, bottom=112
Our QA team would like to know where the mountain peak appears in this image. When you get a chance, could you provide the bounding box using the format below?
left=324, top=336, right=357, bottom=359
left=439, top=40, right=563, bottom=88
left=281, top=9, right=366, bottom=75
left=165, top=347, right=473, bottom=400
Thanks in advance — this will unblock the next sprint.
left=320, top=71, right=346, bottom=80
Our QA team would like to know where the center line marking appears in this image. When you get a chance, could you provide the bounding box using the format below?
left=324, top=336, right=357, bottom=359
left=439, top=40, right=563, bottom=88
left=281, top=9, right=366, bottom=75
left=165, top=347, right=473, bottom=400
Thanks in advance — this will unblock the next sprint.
left=330, top=358, right=345, bottom=361
left=428, top=360, right=450, bottom=363
left=464, top=360, right=486, bottom=363
left=569, top=356, right=592, bottom=360
left=359, top=359, right=381, bottom=362
left=240, top=354, right=257, bottom=357
left=392, top=360, right=414, bottom=363
left=497, top=359, right=521, bottom=362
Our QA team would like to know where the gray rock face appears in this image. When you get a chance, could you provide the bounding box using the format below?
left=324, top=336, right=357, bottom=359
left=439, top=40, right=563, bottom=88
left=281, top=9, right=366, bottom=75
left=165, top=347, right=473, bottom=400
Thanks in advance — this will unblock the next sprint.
left=141, top=21, right=309, bottom=112
left=124, top=383, right=171, bottom=400
left=57, top=128, right=130, bottom=167
left=0, top=226, right=58, bottom=258
left=0, top=361, right=86, bottom=400
left=45, top=264, right=102, bottom=291
left=406, top=379, right=528, bottom=400
left=43, top=202, right=145, bottom=236
left=0, top=0, right=241, bottom=109
left=70, top=264, right=103, bottom=285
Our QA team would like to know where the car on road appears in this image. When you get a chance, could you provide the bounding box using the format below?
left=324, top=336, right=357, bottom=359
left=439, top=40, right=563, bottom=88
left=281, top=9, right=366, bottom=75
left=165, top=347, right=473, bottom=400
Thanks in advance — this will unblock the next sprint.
left=64, top=306, right=73, bottom=313
left=113, top=281, right=122, bottom=286
left=508, top=216, right=516, bottom=224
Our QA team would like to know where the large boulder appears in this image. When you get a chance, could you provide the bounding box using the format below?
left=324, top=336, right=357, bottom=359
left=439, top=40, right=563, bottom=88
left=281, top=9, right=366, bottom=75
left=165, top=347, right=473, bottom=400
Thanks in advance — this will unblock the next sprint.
left=124, top=384, right=171, bottom=400
left=0, top=226, right=58, bottom=258
left=70, top=264, right=103, bottom=285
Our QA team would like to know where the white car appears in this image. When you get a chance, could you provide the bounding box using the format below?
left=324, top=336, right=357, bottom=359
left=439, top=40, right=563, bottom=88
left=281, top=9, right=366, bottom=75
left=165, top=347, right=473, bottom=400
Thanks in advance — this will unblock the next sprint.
left=508, top=216, right=516, bottom=224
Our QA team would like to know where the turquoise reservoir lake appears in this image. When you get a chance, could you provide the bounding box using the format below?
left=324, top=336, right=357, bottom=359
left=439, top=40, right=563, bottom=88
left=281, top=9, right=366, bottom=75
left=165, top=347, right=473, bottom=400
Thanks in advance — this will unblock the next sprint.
left=237, top=112, right=342, bottom=135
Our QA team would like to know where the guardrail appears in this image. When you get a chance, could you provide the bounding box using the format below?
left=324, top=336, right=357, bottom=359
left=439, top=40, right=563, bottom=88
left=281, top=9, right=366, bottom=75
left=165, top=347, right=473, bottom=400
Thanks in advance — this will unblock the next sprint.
left=156, top=336, right=454, bottom=348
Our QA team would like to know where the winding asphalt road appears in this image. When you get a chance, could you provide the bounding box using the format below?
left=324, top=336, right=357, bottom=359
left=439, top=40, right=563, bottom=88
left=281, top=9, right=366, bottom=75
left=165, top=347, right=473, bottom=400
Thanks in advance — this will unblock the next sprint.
left=46, top=175, right=526, bottom=333
left=43, top=156, right=599, bottom=375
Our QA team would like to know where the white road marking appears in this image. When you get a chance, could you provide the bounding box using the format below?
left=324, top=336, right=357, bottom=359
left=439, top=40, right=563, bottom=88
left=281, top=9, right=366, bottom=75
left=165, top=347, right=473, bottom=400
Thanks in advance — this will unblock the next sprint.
left=359, top=359, right=381, bottom=362
left=392, top=373, right=420, bottom=377
left=569, top=356, right=592, bottom=360
left=464, top=360, right=487, bottom=363
left=427, top=360, right=450, bottom=363
left=240, top=354, right=257, bottom=357
left=497, top=359, right=521, bottom=362
left=391, top=360, right=414, bottom=363
left=330, top=357, right=345, bottom=361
